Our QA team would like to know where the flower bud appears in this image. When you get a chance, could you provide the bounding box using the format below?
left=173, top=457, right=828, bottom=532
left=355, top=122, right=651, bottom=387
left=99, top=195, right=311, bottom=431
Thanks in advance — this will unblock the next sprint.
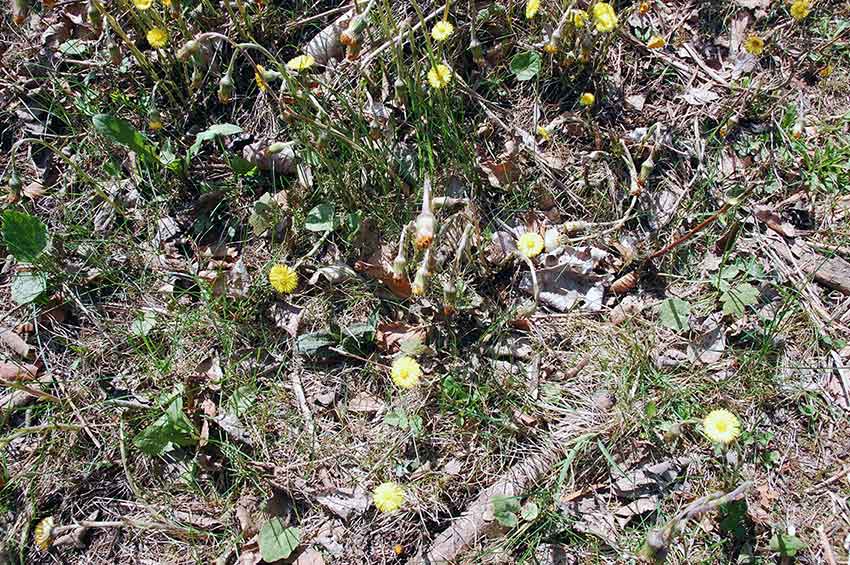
left=266, top=142, right=288, bottom=155
left=87, top=0, right=102, bottom=30
left=414, top=177, right=435, bottom=250
left=391, top=254, right=407, bottom=280
left=544, top=228, right=561, bottom=252
left=442, top=279, right=457, bottom=315
left=108, top=39, right=121, bottom=66
left=190, top=65, right=203, bottom=90
left=8, top=170, right=22, bottom=194
left=12, top=0, right=29, bottom=25
left=147, top=109, right=162, bottom=131
left=177, top=39, right=201, bottom=62
left=394, top=77, right=407, bottom=106
left=218, top=73, right=233, bottom=104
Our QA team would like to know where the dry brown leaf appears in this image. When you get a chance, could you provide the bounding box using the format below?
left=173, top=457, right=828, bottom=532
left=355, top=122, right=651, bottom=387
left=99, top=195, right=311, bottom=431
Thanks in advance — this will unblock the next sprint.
left=347, top=391, right=384, bottom=413
left=0, top=362, right=38, bottom=380
left=294, top=548, right=326, bottom=565
left=315, top=487, right=370, bottom=520
left=376, top=322, right=426, bottom=354
left=754, top=205, right=797, bottom=237
left=354, top=245, right=411, bottom=299
left=0, top=327, right=31, bottom=358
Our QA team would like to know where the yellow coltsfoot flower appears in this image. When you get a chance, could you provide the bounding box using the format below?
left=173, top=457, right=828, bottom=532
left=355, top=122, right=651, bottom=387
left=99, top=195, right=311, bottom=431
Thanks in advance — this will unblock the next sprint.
left=255, top=65, right=269, bottom=92
left=569, top=9, right=589, bottom=28
left=391, top=356, right=422, bottom=388
left=743, top=34, right=765, bottom=56
left=518, top=232, right=544, bottom=258
left=591, top=2, right=618, bottom=33
left=133, top=0, right=152, bottom=9
left=373, top=482, right=405, bottom=512
left=647, top=35, right=666, bottom=49
left=287, top=54, right=315, bottom=71
left=790, top=0, right=810, bottom=21
left=269, top=264, right=298, bottom=294
left=431, top=20, right=454, bottom=41
left=703, top=409, right=741, bottom=444
left=427, top=64, right=453, bottom=89
left=525, top=0, right=540, bottom=19
left=579, top=92, right=595, bottom=107
left=146, top=27, right=168, bottom=49
left=34, top=516, right=55, bottom=551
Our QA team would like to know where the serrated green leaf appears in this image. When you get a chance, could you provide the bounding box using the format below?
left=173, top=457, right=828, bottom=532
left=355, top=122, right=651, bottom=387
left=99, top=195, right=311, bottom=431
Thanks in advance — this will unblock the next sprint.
left=384, top=408, right=409, bottom=428
left=130, top=310, right=157, bottom=337
left=92, top=114, right=157, bottom=163
left=305, top=203, right=335, bottom=232
left=720, top=283, right=759, bottom=317
left=510, top=51, right=541, bottom=81
left=521, top=501, right=539, bottom=522
left=11, top=271, right=46, bottom=305
left=496, top=511, right=518, bottom=528
left=659, top=297, right=691, bottom=332
left=188, top=123, right=243, bottom=161
left=133, top=396, right=197, bottom=455
left=226, top=385, right=257, bottom=417
left=769, top=533, right=806, bottom=557
left=258, top=519, right=300, bottom=562
left=2, top=210, right=48, bottom=262
left=59, top=39, right=88, bottom=56
left=296, top=332, right=336, bottom=355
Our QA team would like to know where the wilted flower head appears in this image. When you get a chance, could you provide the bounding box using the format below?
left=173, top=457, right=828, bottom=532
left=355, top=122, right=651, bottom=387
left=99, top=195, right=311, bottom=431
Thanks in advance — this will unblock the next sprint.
left=431, top=20, right=454, bottom=41
left=591, top=2, right=618, bottom=33
left=525, top=0, right=540, bottom=19
left=373, top=482, right=404, bottom=512
left=703, top=409, right=741, bottom=444
left=647, top=35, right=666, bottom=49
left=34, top=516, right=54, bottom=550
left=391, top=356, right=422, bottom=388
left=744, top=34, right=765, bottom=55
left=269, top=264, right=298, bottom=294
left=287, top=54, right=315, bottom=71
left=255, top=65, right=269, bottom=92
left=427, top=64, right=453, bottom=89
left=518, top=232, right=544, bottom=258
left=146, top=27, right=168, bottom=49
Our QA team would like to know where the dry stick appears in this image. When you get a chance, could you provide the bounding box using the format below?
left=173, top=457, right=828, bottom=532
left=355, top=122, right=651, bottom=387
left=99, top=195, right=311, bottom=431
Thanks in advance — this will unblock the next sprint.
left=288, top=357, right=316, bottom=448
left=817, top=526, right=839, bottom=565
left=640, top=481, right=753, bottom=562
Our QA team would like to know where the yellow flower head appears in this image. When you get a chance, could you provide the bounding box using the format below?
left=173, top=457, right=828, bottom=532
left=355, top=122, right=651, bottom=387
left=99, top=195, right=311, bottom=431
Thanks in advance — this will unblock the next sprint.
left=647, top=35, right=666, bottom=49
left=579, top=92, right=595, bottom=107
left=569, top=9, right=589, bottom=28
left=744, top=34, right=765, bottom=56
left=133, top=0, right=152, bottom=9
left=790, top=0, right=810, bottom=21
left=591, top=2, right=618, bottom=33
left=391, top=356, right=422, bottom=388
left=525, top=0, right=540, bottom=19
left=536, top=126, right=551, bottom=141
left=703, top=409, right=741, bottom=444
left=543, top=42, right=558, bottom=54
left=162, top=0, right=172, bottom=6
left=255, top=65, right=269, bottom=92
left=819, top=64, right=833, bottom=78
left=431, top=20, right=454, bottom=42
left=34, top=516, right=54, bottom=551
left=269, top=264, right=298, bottom=294
left=518, top=232, right=544, bottom=258
left=427, top=64, right=453, bottom=89
left=638, top=1, right=651, bottom=15
left=373, top=482, right=404, bottom=512
left=146, top=27, right=168, bottom=49
left=287, top=54, right=315, bottom=71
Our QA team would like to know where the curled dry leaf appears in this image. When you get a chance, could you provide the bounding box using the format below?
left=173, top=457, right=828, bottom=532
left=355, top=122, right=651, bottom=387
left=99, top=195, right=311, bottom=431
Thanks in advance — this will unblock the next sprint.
left=375, top=322, right=427, bottom=354
left=754, top=205, right=797, bottom=238
left=315, top=487, right=370, bottom=521
left=304, top=11, right=350, bottom=64
left=0, top=362, right=39, bottom=380
left=354, top=245, right=411, bottom=299
left=0, top=327, right=31, bottom=358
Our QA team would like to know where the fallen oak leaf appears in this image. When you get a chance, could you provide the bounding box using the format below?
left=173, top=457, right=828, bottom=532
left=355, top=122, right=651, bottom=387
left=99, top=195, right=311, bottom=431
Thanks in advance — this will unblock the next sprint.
left=0, top=327, right=32, bottom=358
left=0, top=362, right=39, bottom=380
